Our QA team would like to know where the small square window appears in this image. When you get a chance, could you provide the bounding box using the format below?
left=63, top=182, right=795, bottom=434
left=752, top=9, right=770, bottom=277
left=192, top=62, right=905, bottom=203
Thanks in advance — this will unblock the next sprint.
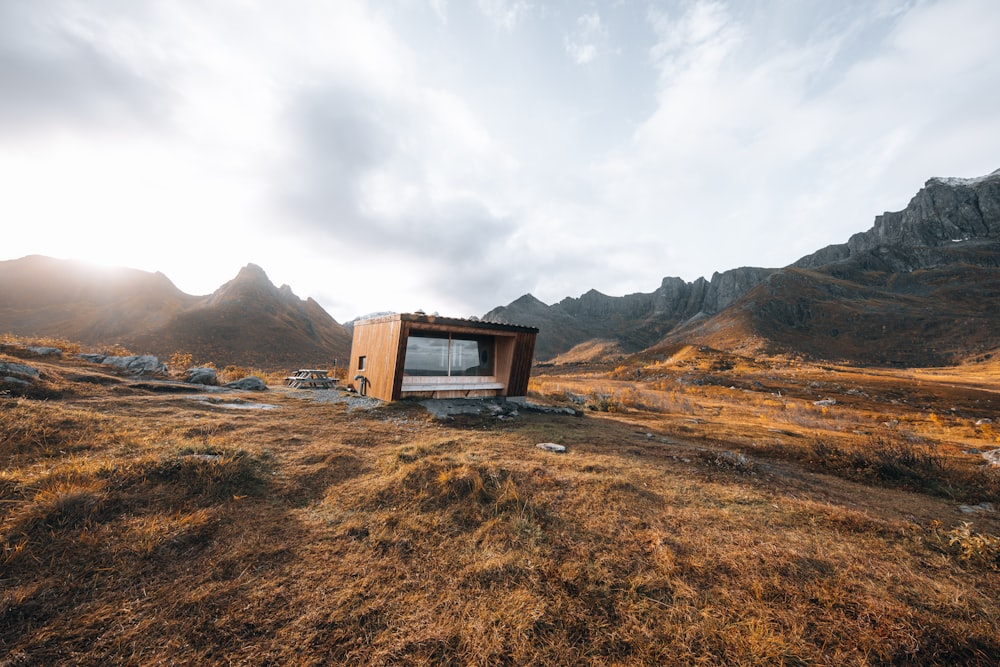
left=358, top=356, right=366, bottom=371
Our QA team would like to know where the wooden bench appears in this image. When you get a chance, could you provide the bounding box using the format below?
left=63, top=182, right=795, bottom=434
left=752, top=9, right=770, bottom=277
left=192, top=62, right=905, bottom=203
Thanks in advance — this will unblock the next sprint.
left=285, top=369, right=338, bottom=389
left=401, top=381, right=504, bottom=392
left=400, top=376, right=505, bottom=397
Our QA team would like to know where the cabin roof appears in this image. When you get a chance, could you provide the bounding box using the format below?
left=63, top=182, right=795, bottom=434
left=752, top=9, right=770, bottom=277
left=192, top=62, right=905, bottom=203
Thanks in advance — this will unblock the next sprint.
left=354, top=312, right=538, bottom=334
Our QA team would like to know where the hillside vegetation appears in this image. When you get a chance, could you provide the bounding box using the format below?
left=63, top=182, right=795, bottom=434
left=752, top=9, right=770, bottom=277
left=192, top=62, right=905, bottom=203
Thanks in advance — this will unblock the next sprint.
left=2, top=341, right=998, bottom=665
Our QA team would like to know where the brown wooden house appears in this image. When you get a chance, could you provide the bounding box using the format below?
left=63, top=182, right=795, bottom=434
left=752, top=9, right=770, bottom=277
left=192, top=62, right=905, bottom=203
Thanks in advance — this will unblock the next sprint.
left=348, top=313, right=538, bottom=402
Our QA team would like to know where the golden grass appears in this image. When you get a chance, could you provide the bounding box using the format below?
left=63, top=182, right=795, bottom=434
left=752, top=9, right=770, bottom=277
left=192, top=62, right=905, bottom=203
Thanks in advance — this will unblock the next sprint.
left=1, top=348, right=998, bottom=665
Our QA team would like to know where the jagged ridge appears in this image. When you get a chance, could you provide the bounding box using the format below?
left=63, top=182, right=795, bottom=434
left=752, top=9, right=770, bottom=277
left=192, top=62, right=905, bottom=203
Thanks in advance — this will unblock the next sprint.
left=488, top=168, right=1000, bottom=365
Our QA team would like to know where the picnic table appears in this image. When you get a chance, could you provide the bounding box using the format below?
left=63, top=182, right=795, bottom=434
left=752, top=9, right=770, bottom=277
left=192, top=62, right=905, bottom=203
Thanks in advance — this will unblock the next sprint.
left=284, top=369, right=338, bottom=389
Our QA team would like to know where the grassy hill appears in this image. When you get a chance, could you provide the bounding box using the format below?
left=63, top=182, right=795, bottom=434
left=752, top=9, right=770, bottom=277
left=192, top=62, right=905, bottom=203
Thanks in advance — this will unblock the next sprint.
left=2, top=340, right=998, bottom=664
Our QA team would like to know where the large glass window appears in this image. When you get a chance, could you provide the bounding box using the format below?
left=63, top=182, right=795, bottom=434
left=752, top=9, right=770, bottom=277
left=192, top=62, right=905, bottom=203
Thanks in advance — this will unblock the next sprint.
left=403, top=334, right=494, bottom=377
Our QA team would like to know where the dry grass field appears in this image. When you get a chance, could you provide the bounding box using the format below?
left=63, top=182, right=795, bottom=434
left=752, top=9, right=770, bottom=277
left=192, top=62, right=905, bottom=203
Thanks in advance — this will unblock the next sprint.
left=2, top=340, right=999, bottom=665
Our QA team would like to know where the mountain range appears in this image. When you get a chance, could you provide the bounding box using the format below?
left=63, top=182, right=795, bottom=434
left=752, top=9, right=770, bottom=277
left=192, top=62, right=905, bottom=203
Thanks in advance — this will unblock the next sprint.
left=486, top=168, right=1000, bottom=367
left=0, top=257, right=351, bottom=369
left=2, top=168, right=998, bottom=369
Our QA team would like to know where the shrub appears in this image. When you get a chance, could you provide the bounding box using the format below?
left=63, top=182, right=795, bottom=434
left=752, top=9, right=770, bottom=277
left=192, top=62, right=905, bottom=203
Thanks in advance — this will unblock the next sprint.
left=218, top=365, right=282, bottom=385
left=926, top=521, right=1000, bottom=570
left=99, top=343, right=135, bottom=357
left=168, top=351, right=196, bottom=371
left=946, top=522, right=1000, bottom=569
left=868, top=435, right=944, bottom=481
left=586, top=392, right=624, bottom=413
left=796, top=435, right=1000, bottom=502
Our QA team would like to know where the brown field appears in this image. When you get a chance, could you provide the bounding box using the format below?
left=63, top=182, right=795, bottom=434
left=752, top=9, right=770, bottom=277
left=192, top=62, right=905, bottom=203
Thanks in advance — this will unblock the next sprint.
left=2, top=341, right=999, bottom=665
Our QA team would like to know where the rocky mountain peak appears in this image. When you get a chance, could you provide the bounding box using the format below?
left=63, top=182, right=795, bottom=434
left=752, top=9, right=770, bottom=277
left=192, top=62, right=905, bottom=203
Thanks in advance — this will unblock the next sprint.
left=208, top=263, right=282, bottom=305
left=485, top=294, right=550, bottom=320
left=926, top=167, right=1000, bottom=188
left=278, top=283, right=301, bottom=302
left=795, top=167, right=1000, bottom=271
left=232, top=262, right=272, bottom=286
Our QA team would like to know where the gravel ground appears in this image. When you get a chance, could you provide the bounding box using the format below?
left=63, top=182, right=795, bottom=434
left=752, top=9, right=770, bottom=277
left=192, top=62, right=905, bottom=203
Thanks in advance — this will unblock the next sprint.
left=288, top=388, right=384, bottom=411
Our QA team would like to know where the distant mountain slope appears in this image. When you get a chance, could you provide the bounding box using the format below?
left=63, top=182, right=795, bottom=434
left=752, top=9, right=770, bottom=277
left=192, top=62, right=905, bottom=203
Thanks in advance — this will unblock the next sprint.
left=0, top=255, right=195, bottom=341
left=0, top=258, right=351, bottom=369
left=488, top=168, right=1000, bottom=366
left=485, top=267, right=775, bottom=360
left=663, top=170, right=1000, bottom=366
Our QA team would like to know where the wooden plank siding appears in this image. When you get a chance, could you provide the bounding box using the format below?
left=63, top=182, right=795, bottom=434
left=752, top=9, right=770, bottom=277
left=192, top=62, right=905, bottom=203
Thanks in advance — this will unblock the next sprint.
left=348, top=317, right=403, bottom=402
left=349, top=313, right=538, bottom=402
left=506, top=330, right=537, bottom=397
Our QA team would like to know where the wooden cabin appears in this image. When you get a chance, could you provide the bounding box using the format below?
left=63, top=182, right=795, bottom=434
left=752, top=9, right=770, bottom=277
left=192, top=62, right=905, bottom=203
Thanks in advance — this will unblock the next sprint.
left=348, top=313, right=538, bottom=402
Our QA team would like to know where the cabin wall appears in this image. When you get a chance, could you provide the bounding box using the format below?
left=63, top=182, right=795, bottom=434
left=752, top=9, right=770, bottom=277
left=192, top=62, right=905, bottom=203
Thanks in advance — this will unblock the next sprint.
left=506, top=331, right=536, bottom=397
left=349, top=319, right=403, bottom=402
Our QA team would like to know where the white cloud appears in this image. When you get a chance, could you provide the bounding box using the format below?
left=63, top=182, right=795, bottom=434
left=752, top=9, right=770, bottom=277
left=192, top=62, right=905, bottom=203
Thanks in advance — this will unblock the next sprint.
left=477, top=0, right=532, bottom=30
left=428, top=0, right=448, bottom=23
left=564, top=12, right=608, bottom=65
left=581, top=0, right=1000, bottom=284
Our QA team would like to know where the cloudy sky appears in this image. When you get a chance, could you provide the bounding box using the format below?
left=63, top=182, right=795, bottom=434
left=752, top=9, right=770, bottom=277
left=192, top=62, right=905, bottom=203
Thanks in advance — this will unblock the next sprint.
left=2, top=0, right=999, bottom=322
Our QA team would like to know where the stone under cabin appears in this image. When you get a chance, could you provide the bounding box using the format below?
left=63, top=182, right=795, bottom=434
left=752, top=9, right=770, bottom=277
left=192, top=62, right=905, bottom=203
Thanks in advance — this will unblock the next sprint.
left=347, top=313, right=538, bottom=402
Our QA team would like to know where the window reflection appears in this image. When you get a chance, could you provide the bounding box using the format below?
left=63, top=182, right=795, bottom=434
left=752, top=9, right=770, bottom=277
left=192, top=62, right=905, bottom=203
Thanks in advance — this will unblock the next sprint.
left=403, top=334, right=493, bottom=376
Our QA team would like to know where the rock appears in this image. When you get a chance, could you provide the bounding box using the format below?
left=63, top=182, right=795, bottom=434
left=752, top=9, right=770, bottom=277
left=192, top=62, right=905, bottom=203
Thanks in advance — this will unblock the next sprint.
left=101, top=355, right=167, bottom=375
left=975, top=418, right=993, bottom=425
left=958, top=502, right=995, bottom=514
left=982, top=449, right=1000, bottom=467
left=419, top=398, right=518, bottom=419
left=965, top=448, right=982, bottom=455
left=225, top=376, right=267, bottom=391
left=0, top=362, right=40, bottom=381
left=2, top=376, right=32, bottom=386
left=26, top=346, right=62, bottom=357
left=78, top=353, right=107, bottom=363
left=536, top=443, right=566, bottom=453
left=813, top=398, right=836, bottom=406
left=524, top=403, right=581, bottom=416
left=185, top=367, right=219, bottom=386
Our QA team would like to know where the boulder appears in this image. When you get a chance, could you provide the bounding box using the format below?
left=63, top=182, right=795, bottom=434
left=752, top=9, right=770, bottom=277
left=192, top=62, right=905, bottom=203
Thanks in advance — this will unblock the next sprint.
left=225, top=376, right=267, bottom=391
left=78, top=353, right=107, bottom=363
left=185, top=367, right=219, bottom=386
left=536, top=442, right=566, bottom=453
left=26, top=346, right=62, bottom=357
left=101, top=355, right=167, bottom=375
left=0, top=362, right=40, bottom=381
